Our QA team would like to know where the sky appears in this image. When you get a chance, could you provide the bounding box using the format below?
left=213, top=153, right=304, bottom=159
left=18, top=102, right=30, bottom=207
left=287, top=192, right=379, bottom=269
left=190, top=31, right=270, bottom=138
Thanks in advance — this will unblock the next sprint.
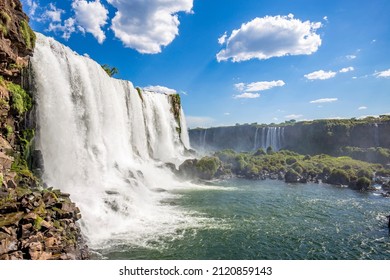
left=22, top=0, right=390, bottom=128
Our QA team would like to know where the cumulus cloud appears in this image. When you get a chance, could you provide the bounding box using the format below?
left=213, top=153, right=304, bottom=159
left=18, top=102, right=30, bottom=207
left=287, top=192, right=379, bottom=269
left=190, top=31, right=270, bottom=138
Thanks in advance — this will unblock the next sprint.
left=218, top=32, right=228, bottom=45
left=358, top=106, right=367, bottom=110
left=217, top=14, right=322, bottom=62
left=374, top=69, right=390, bottom=78
left=234, top=92, right=261, bottom=99
left=48, top=18, right=76, bottom=40
left=72, top=0, right=109, bottom=44
left=23, top=0, right=39, bottom=17
left=346, top=55, right=357, bottom=60
left=185, top=116, right=214, bottom=128
left=309, top=98, right=338, bottom=104
left=143, top=85, right=177, bottom=94
left=285, top=114, right=303, bottom=119
left=107, top=0, right=193, bottom=54
left=339, top=67, right=354, bottom=73
left=304, top=70, right=337, bottom=80
left=42, top=3, right=63, bottom=22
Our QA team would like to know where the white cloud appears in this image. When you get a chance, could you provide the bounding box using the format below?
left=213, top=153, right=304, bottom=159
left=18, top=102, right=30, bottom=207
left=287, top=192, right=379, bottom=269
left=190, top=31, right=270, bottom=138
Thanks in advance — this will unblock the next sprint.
left=43, top=3, right=64, bottom=22
left=107, top=0, right=193, bottom=54
left=218, top=32, right=227, bottom=45
left=374, top=69, right=390, bottom=78
left=233, top=92, right=261, bottom=99
left=48, top=18, right=76, bottom=40
left=339, top=66, right=354, bottom=73
left=309, top=98, right=338, bottom=104
left=143, top=85, right=177, bottom=94
left=224, top=112, right=230, bottom=116
left=185, top=116, right=214, bottom=128
left=358, top=106, right=367, bottom=110
left=234, top=80, right=285, bottom=92
left=323, top=16, right=328, bottom=21
left=244, top=80, right=285, bottom=92
left=304, top=70, right=337, bottom=80
left=24, top=0, right=39, bottom=17
left=217, top=14, right=322, bottom=62
left=285, top=114, right=303, bottom=119
left=72, top=0, right=109, bottom=44
left=346, top=55, right=357, bottom=60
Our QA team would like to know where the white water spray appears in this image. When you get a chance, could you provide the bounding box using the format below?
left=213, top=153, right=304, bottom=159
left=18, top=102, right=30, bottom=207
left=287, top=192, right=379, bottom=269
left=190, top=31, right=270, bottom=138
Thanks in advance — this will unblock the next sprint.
left=30, top=33, right=199, bottom=247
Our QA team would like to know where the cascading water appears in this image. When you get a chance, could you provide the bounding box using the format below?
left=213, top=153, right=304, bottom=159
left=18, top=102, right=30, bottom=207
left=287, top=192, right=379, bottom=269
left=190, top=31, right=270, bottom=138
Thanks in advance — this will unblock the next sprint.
left=30, top=33, right=201, bottom=248
left=254, top=127, right=284, bottom=151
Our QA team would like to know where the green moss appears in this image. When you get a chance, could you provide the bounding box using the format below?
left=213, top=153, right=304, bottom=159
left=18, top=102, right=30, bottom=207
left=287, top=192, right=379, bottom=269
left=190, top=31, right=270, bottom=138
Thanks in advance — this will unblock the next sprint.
left=33, top=216, right=44, bottom=231
left=0, top=11, right=11, bottom=36
left=20, top=19, right=36, bottom=50
left=6, top=82, right=32, bottom=115
left=0, top=173, right=3, bottom=187
left=5, top=124, right=13, bottom=139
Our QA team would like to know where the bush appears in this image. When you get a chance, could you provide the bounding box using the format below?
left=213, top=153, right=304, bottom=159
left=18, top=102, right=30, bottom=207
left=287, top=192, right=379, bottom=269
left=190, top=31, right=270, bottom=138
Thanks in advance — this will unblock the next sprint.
left=7, top=82, right=32, bottom=115
left=195, top=156, right=221, bottom=179
left=356, top=177, right=371, bottom=190
left=20, top=19, right=36, bottom=50
left=286, top=157, right=297, bottom=165
left=253, top=148, right=266, bottom=156
left=328, top=169, right=350, bottom=185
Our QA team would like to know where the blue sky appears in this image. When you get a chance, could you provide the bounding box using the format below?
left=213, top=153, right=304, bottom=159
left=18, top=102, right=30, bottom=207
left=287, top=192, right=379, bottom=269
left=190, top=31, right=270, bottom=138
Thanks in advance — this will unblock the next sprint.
left=22, top=0, right=390, bottom=128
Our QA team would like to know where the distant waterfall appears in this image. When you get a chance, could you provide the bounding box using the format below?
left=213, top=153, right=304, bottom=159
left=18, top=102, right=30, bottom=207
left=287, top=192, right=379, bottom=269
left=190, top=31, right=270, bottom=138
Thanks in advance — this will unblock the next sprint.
left=373, top=123, right=379, bottom=147
left=31, top=33, right=196, bottom=247
left=254, top=127, right=284, bottom=151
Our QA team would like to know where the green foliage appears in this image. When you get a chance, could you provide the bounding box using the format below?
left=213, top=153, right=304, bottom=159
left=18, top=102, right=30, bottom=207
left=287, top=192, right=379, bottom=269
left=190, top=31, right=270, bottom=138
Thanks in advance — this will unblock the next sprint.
left=195, top=156, right=221, bottom=179
left=20, top=19, right=36, bottom=49
left=266, top=146, right=274, bottom=155
left=6, top=82, right=32, bottom=115
left=5, top=124, right=13, bottom=139
left=0, top=11, right=11, bottom=36
left=356, top=177, right=371, bottom=190
left=253, top=148, right=266, bottom=156
left=101, top=64, right=119, bottom=77
left=328, top=169, right=350, bottom=185
left=11, top=156, right=34, bottom=179
left=33, top=216, right=44, bottom=231
left=0, top=173, right=3, bottom=187
left=339, top=146, right=390, bottom=165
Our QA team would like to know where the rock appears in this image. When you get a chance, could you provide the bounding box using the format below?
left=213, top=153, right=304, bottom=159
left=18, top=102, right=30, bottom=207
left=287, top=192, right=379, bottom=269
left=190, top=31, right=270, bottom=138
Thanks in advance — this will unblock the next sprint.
left=42, top=191, right=58, bottom=207
left=0, top=211, right=24, bottom=227
left=285, top=170, right=302, bottom=183
left=0, top=236, right=17, bottom=255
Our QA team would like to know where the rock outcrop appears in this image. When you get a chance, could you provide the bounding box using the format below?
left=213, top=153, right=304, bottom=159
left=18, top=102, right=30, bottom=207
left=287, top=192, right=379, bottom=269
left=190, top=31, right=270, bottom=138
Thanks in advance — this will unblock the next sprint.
left=0, top=0, right=88, bottom=260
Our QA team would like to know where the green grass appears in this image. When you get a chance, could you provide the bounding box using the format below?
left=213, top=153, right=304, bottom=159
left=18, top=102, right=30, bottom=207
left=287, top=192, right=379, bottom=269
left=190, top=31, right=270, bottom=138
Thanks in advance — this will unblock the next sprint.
left=6, top=82, right=32, bottom=115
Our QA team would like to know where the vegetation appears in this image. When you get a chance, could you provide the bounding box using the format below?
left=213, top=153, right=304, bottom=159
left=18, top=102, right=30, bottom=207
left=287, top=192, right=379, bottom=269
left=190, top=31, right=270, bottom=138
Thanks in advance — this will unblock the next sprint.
left=0, top=11, right=11, bottom=36
left=101, top=64, right=119, bottom=77
left=20, top=19, right=36, bottom=49
left=6, top=81, right=32, bottom=115
left=188, top=149, right=388, bottom=189
left=136, top=87, right=143, bottom=102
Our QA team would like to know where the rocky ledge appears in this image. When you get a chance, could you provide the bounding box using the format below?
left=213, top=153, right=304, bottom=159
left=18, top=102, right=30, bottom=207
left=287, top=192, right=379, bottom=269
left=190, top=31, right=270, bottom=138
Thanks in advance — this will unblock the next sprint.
left=0, top=185, right=88, bottom=260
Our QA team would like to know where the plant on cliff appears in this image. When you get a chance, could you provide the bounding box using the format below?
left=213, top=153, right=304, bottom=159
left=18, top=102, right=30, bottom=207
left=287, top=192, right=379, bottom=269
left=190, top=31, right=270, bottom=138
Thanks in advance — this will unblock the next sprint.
left=101, top=64, right=119, bottom=77
left=6, top=81, right=32, bottom=115
left=20, top=19, right=36, bottom=50
left=0, top=11, right=11, bottom=36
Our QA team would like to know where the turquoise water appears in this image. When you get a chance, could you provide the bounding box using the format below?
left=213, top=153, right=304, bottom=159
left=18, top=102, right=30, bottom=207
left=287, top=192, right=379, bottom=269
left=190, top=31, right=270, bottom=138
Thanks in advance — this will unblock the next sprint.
left=96, top=179, right=390, bottom=260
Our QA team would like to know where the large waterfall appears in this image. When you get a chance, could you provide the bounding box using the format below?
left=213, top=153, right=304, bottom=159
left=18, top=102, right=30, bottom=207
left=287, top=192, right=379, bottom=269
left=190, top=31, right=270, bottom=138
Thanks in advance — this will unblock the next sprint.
left=30, top=34, right=197, bottom=247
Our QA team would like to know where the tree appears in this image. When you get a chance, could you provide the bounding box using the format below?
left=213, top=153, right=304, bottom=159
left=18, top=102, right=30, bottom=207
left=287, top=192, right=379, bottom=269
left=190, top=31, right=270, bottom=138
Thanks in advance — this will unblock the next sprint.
left=101, top=64, right=119, bottom=77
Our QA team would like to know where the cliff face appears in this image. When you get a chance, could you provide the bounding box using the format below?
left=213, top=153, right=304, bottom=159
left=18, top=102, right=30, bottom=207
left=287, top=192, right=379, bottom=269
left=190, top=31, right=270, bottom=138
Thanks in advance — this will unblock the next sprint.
left=0, top=0, right=88, bottom=260
left=189, top=117, right=390, bottom=164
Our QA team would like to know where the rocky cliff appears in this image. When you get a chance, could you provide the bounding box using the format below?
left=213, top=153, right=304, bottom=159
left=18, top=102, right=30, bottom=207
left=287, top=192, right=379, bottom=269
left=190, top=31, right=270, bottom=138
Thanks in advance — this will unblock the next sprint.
left=0, top=0, right=88, bottom=260
left=189, top=116, right=390, bottom=164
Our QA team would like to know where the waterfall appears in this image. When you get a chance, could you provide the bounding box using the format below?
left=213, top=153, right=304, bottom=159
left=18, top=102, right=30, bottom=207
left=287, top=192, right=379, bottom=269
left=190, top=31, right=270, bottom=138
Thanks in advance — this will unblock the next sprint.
left=261, top=127, right=284, bottom=151
left=30, top=33, right=196, bottom=247
left=373, top=123, right=379, bottom=147
left=253, top=127, right=259, bottom=150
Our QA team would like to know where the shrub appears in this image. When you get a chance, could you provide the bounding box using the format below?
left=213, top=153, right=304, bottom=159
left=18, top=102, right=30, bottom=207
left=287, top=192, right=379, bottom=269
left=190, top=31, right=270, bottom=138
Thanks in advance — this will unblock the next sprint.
left=7, top=82, right=32, bottom=115
left=20, top=19, right=36, bottom=50
left=196, top=156, right=221, bottom=179
left=286, top=157, right=297, bottom=165
left=356, top=177, right=371, bottom=190
left=253, top=148, right=266, bottom=156
left=328, top=169, right=350, bottom=185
